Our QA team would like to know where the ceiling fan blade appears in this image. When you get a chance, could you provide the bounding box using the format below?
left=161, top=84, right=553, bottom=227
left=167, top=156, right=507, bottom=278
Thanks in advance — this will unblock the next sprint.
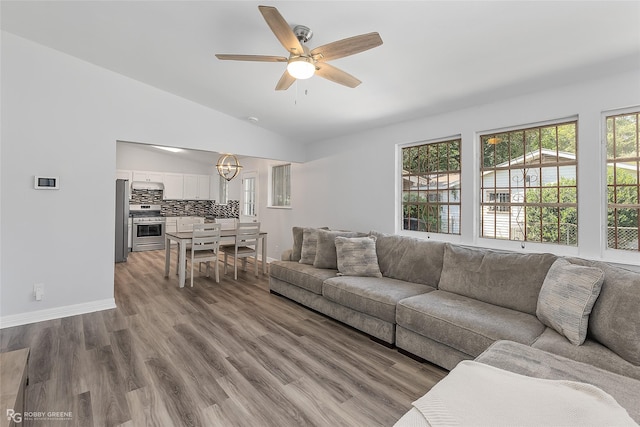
left=258, top=5, right=305, bottom=55
left=215, top=54, right=288, bottom=62
left=275, top=70, right=296, bottom=91
left=315, top=63, right=362, bottom=88
left=311, top=32, right=383, bottom=62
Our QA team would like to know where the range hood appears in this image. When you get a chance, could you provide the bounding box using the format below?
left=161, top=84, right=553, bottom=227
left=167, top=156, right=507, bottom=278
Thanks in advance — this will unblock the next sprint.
left=131, top=181, right=164, bottom=191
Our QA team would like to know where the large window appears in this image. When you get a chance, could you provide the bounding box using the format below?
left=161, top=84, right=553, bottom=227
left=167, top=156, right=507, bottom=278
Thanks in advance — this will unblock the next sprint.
left=480, top=120, right=578, bottom=245
left=401, top=138, right=461, bottom=234
left=606, top=111, right=639, bottom=251
left=270, top=163, right=291, bottom=207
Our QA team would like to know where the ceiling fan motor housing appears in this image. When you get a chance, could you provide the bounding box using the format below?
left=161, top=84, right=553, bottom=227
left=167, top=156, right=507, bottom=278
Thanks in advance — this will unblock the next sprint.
left=293, top=25, right=313, bottom=43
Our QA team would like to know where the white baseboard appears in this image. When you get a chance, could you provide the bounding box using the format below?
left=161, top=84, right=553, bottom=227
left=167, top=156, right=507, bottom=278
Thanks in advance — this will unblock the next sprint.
left=0, top=298, right=116, bottom=329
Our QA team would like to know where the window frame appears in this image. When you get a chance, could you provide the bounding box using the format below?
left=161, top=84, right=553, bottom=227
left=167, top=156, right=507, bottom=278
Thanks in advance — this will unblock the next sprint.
left=268, top=163, right=292, bottom=209
left=399, top=136, right=462, bottom=237
left=603, top=107, right=640, bottom=254
left=478, top=118, right=579, bottom=247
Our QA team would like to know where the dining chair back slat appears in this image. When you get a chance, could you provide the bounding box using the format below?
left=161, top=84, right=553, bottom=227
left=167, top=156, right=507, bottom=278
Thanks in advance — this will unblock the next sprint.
left=189, top=223, right=221, bottom=287
left=220, top=222, right=260, bottom=280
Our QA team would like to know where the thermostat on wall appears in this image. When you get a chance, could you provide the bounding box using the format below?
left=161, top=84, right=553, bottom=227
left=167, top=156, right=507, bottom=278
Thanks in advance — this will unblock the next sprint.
left=34, top=176, right=59, bottom=190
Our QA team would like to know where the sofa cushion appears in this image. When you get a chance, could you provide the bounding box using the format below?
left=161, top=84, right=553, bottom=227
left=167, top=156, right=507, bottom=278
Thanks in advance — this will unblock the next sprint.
left=532, top=328, right=640, bottom=381
left=371, top=231, right=445, bottom=287
left=291, top=226, right=305, bottom=262
left=292, top=226, right=329, bottom=262
left=335, top=235, right=382, bottom=278
left=299, top=228, right=321, bottom=265
left=269, top=261, right=338, bottom=295
left=397, top=290, right=545, bottom=357
left=536, top=258, right=604, bottom=345
left=322, top=276, right=434, bottom=323
left=313, top=229, right=363, bottom=269
left=565, top=258, right=640, bottom=366
left=438, top=244, right=557, bottom=315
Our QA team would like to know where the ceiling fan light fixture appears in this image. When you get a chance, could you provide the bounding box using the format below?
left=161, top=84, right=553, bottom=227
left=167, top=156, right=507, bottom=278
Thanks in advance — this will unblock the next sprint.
left=287, top=57, right=315, bottom=79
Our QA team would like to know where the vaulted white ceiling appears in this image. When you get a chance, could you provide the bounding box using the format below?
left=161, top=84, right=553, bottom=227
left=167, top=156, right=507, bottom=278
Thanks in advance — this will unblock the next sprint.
left=2, top=1, right=639, bottom=144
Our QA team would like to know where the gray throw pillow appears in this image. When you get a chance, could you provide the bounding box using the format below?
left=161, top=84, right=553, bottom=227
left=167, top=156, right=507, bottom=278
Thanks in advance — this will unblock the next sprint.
left=291, top=227, right=305, bottom=262
left=335, top=236, right=382, bottom=278
left=536, top=258, right=605, bottom=345
left=313, top=230, right=362, bottom=269
left=299, top=228, right=321, bottom=265
left=292, top=226, right=328, bottom=262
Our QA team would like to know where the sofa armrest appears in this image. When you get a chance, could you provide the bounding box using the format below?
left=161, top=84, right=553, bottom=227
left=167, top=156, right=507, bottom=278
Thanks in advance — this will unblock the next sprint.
left=281, top=249, right=293, bottom=261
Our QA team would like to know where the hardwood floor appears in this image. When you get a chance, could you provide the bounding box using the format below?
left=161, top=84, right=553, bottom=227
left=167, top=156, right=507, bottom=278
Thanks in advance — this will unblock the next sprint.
left=0, top=249, right=447, bottom=426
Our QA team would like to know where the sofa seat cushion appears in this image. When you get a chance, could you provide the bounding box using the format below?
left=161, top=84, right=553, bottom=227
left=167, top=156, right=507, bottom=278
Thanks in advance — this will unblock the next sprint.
left=322, top=276, right=435, bottom=323
left=397, top=290, right=545, bottom=357
left=532, top=328, right=640, bottom=381
left=269, top=261, right=338, bottom=295
left=477, top=340, right=640, bottom=424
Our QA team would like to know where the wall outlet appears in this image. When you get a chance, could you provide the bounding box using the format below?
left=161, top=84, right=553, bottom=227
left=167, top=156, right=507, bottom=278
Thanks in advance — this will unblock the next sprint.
left=34, top=284, right=44, bottom=301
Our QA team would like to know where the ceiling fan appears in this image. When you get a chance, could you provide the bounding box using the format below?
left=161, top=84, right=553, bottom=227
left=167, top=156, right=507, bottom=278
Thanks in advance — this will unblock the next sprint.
left=215, top=5, right=383, bottom=90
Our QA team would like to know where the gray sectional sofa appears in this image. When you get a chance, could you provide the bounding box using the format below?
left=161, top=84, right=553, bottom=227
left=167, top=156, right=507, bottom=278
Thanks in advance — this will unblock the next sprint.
left=269, top=227, right=640, bottom=422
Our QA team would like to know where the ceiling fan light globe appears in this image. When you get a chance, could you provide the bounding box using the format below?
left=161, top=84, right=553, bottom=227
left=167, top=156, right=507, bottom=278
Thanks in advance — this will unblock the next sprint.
left=287, top=58, right=315, bottom=79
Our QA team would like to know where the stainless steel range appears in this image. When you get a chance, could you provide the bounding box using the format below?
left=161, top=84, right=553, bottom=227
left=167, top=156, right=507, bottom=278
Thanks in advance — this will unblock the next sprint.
left=130, top=204, right=166, bottom=252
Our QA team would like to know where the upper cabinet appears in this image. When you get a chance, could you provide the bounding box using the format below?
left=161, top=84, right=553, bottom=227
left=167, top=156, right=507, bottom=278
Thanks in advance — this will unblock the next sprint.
left=132, top=171, right=164, bottom=182
left=119, top=169, right=214, bottom=201
left=184, top=174, right=210, bottom=200
left=163, top=173, right=184, bottom=200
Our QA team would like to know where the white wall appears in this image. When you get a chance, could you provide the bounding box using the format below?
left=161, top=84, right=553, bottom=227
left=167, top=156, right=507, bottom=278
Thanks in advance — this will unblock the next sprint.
left=2, top=30, right=639, bottom=326
left=0, top=32, right=301, bottom=325
left=116, top=142, right=214, bottom=175
left=297, top=68, right=640, bottom=267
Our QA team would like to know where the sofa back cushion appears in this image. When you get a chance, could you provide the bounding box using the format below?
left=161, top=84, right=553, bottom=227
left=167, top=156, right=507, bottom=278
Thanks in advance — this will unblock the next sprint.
left=566, top=257, right=640, bottom=366
left=371, top=231, right=445, bottom=287
left=438, top=244, right=557, bottom=315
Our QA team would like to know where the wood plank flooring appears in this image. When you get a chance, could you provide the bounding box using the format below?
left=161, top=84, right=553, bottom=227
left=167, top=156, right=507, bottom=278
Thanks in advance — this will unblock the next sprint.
left=0, top=249, right=447, bottom=426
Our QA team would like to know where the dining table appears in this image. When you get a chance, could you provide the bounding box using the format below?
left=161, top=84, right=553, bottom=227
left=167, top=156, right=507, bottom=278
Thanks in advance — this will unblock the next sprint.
left=164, top=229, right=268, bottom=288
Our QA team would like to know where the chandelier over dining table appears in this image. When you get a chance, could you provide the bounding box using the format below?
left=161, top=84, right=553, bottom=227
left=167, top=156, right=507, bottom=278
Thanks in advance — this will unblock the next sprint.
left=216, top=154, right=242, bottom=181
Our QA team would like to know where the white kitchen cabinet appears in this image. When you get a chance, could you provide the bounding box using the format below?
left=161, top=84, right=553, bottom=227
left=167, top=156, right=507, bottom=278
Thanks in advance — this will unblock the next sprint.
left=132, top=171, right=164, bottom=182
left=198, top=176, right=210, bottom=200
left=163, top=173, right=184, bottom=200
left=183, top=174, right=198, bottom=199
left=209, top=174, right=220, bottom=202
left=183, top=174, right=210, bottom=200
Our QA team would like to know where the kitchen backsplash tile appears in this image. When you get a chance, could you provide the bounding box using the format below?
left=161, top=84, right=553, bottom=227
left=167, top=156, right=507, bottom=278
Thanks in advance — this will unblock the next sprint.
left=131, top=189, right=239, bottom=218
left=162, top=200, right=212, bottom=217
left=131, top=189, right=163, bottom=204
left=211, top=200, right=240, bottom=218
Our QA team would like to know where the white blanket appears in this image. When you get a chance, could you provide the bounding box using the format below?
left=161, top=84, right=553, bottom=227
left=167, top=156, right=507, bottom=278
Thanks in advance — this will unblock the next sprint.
left=402, top=360, right=637, bottom=427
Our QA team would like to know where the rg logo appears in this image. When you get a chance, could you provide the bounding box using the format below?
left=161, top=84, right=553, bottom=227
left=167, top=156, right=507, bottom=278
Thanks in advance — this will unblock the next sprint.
left=6, top=409, right=22, bottom=423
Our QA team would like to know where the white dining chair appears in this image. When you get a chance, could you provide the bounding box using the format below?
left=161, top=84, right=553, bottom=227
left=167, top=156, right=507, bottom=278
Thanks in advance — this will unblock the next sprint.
left=188, top=223, right=221, bottom=287
left=220, top=222, right=260, bottom=280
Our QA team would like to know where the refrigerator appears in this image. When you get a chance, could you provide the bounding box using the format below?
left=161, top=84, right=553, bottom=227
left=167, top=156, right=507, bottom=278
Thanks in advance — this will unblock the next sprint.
left=115, top=179, right=130, bottom=262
